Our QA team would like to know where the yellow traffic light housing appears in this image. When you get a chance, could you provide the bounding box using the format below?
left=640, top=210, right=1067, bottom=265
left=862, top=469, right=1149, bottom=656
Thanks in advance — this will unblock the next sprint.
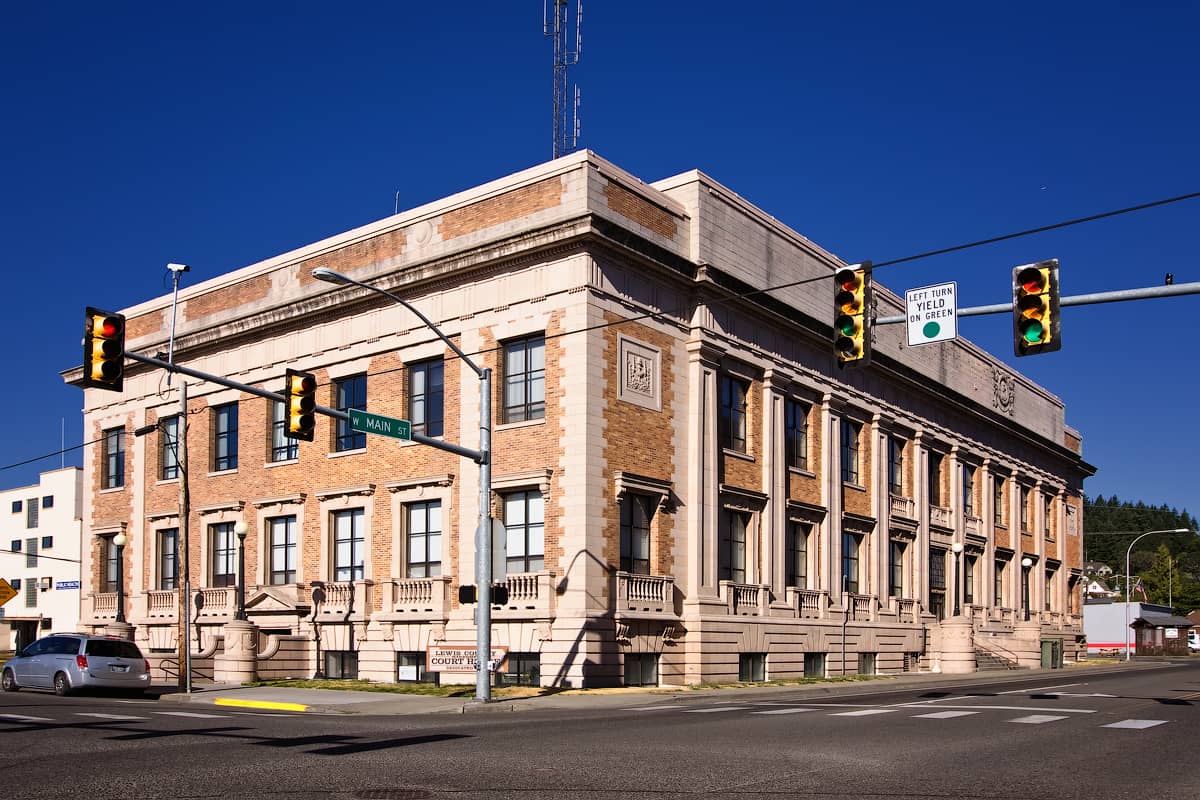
left=834, top=263, right=873, bottom=367
left=1012, top=259, right=1061, bottom=356
left=82, top=307, right=126, bottom=392
left=284, top=368, right=317, bottom=441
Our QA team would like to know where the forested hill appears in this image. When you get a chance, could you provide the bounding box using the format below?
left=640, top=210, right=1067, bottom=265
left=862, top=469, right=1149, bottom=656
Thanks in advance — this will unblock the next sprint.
left=1084, top=495, right=1199, bottom=612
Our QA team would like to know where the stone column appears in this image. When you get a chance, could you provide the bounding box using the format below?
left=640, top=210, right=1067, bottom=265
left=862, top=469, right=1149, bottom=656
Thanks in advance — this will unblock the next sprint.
left=104, top=621, right=135, bottom=640
left=939, top=616, right=976, bottom=674
left=213, top=620, right=259, bottom=683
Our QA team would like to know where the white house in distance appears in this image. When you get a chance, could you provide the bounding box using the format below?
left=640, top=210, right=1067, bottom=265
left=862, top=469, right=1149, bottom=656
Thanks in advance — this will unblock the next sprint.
left=0, top=467, right=84, bottom=651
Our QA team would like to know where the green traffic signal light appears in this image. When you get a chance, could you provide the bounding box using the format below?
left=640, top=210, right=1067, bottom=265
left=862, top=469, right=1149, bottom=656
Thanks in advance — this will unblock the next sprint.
left=1012, top=260, right=1061, bottom=357
left=832, top=263, right=872, bottom=367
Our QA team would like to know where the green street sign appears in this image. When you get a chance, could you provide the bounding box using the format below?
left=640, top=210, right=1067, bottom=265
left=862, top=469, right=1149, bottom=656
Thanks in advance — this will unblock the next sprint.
left=348, top=409, right=412, bottom=441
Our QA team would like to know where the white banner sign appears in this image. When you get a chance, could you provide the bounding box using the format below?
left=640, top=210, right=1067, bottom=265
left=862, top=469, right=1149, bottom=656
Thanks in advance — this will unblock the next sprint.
left=905, top=281, right=958, bottom=346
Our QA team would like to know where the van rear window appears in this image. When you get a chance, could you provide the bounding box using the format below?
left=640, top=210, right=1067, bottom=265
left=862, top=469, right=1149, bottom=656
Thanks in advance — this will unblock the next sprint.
left=85, top=640, right=143, bottom=659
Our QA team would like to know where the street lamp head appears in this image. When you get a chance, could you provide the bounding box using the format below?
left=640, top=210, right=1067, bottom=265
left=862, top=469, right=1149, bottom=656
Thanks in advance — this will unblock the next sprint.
left=112, top=532, right=127, bottom=547
left=311, top=267, right=350, bottom=285
left=1021, top=557, right=1033, bottom=568
left=234, top=520, right=249, bottom=539
left=951, top=542, right=963, bottom=554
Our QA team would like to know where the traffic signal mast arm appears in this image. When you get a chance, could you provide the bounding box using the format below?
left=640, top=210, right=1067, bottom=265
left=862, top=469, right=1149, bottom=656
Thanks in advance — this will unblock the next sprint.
left=873, top=280, right=1200, bottom=325
left=124, top=351, right=486, bottom=464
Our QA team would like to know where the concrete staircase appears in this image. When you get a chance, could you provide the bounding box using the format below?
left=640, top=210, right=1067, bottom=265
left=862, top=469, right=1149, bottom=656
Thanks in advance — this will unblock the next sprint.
left=974, top=648, right=1025, bottom=671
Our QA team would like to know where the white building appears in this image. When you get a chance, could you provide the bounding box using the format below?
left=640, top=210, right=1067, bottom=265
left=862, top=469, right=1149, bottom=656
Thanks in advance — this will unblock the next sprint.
left=0, top=467, right=83, bottom=651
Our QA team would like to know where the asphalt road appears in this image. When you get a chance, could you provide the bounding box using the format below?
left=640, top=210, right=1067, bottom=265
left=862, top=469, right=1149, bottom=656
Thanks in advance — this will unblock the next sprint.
left=3, top=662, right=1198, bottom=800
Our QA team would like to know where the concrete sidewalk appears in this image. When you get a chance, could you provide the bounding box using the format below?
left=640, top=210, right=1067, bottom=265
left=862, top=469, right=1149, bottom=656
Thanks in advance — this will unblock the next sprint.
left=148, top=660, right=1150, bottom=716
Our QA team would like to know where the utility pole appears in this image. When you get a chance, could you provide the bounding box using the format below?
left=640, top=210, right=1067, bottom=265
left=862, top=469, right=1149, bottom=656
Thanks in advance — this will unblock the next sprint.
left=178, top=380, right=192, bottom=693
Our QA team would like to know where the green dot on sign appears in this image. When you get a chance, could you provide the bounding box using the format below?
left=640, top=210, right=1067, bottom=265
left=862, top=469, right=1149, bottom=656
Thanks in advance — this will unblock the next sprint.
left=922, top=321, right=941, bottom=338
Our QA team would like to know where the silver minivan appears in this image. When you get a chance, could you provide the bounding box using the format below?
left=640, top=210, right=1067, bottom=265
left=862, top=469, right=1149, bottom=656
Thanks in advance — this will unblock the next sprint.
left=1, top=633, right=151, bottom=696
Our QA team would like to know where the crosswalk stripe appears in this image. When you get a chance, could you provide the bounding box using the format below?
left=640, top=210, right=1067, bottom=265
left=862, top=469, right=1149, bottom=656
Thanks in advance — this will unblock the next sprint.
left=681, top=706, right=752, bottom=713
left=914, top=711, right=979, bottom=719
left=75, top=713, right=146, bottom=721
left=0, top=713, right=54, bottom=722
left=155, top=711, right=230, bottom=719
left=830, top=709, right=895, bottom=717
left=628, top=705, right=679, bottom=712
left=752, top=708, right=817, bottom=715
left=1009, top=714, right=1069, bottom=724
left=1102, top=719, right=1168, bottom=730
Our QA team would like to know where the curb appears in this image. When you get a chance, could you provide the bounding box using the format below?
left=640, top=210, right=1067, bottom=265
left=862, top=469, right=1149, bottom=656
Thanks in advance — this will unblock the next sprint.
left=213, top=697, right=310, bottom=713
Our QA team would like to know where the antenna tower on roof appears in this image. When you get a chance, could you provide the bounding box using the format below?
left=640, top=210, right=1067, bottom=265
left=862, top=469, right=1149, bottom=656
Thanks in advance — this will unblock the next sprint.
left=545, top=0, right=582, bottom=159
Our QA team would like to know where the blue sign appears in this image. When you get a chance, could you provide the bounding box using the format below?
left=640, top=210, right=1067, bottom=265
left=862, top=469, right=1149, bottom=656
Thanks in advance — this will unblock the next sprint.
left=55, top=580, right=80, bottom=590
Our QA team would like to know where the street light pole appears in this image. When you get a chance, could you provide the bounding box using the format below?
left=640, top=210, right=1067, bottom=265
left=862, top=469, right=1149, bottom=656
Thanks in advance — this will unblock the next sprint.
left=311, top=267, right=494, bottom=701
left=234, top=521, right=249, bottom=621
left=1020, top=557, right=1033, bottom=622
left=951, top=542, right=963, bottom=617
left=1124, top=528, right=1190, bottom=662
left=113, top=532, right=128, bottom=624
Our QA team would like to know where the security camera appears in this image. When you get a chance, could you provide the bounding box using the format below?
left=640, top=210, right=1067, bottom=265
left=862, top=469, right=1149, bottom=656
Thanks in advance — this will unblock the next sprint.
left=167, top=263, right=191, bottom=273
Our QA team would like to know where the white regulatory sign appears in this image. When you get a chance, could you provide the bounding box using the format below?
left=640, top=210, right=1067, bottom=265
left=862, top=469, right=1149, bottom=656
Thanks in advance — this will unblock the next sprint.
left=905, top=281, right=958, bottom=346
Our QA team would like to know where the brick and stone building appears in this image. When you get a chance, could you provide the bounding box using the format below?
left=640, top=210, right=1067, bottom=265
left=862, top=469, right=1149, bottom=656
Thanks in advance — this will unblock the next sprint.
left=65, top=151, right=1093, bottom=686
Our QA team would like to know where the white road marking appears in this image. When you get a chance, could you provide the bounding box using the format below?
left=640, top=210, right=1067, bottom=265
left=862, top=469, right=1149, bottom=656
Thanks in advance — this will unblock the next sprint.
left=752, top=708, right=817, bottom=715
left=75, top=713, right=146, bottom=721
left=898, top=704, right=1096, bottom=714
left=999, top=683, right=1081, bottom=695
left=681, top=706, right=752, bottom=713
left=1009, top=714, right=1069, bottom=724
left=628, top=705, right=680, bottom=712
left=830, top=709, right=896, bottom=717
left=1102, top=719, right=1168, bottom=730
left=914, top=711, right=979, bottom=719
left=155, top=711, right=231, bottom=719
left=0, top=713, right=54, bottom=722
left=1044, top=692, right=1119, bottom=698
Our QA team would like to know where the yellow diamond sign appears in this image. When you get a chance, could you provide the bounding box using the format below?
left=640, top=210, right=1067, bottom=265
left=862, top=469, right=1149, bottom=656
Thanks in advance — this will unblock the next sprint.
left=0, top=578, right=16, bottom=607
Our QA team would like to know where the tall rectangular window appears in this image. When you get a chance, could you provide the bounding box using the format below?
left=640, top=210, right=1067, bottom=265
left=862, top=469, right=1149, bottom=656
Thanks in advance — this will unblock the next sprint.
left=25, top=498, right=38, bottom=529
left=929, top=546, right=947, bottom=620
left=269, top=516, right=297, bottom=585
left=928, top=452, right=943, bottom=506
left=994, top=558, right=1007, bottom=606
left=786, top=521, right=809, bottom=588
left=25, top=538, right=38, bottom=568
left=102, top=427, right=125, bottom=489
left=156, top=528, right=178, bottom=590
left=842, top=532, right=861, bottom=594
left=718, top=509, right=748, bottom=584
left=719, top=375, right=749, bottom=453
left=502, top=336, right=546, bottom=423
left=889, top=540, right=906, bottom=598
left=409, top=359, right=444, bottom=437
left=888, top=437, right=904, bottom=496
left=270, top=401, right=298, bottom=462
left=840, top=421, right=861, bottom=484
left=964, top=555, right=977, bottom=604
left=503, top=491, right=545, bottom=574
left=784, top=399, right=808, bottom=470
left=993, top=478, right=1005, bottom=525
left=1043, top=495, right=1053, bottom=536
left=1044, top=569, right=1055, bottom=611
left=1020, top=486, right=1030, bottom=530
left=406, top=501, right=442, bottom=578
left=962, top=465, right=976, bottom=516
left=334, top=375, right=367, bottom=451
left=620, top=494, right=652, bottom=575
left=210, top=522, right=236, bottom=587
left=160, top=416, right=180, bottom=479
left=333, top=508, right=365, bottom=581
left=212, top=404, right=239, bottom=471
left=101, top=536, right=119, bottom=593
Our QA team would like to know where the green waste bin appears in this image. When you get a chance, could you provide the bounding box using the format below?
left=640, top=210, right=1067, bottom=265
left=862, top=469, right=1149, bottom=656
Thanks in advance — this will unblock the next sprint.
left=1040, top=639, right=1064, bottom=668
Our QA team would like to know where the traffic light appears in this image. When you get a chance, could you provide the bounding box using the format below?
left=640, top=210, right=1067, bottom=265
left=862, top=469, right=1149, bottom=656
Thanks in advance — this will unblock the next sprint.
left=833, top=262, right=872, bottom=367
left=284, top=368, right=317, bottom=441
left=82, top=307, right=125, bottom=392
left=1012, top=260, right=1061, bottom=356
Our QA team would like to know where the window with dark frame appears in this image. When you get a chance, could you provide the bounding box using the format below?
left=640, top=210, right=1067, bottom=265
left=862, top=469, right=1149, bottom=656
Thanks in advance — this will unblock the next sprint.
left=503, top=491, right=545, bottom=574
left=719, top=375, right=749, bottom=453
left=10, top=500, right=20, bottom=513
left=270, top=400, right=298, bottom=462
left=840, top=421, right=861, bottom=484
left=623, top=653, right=658, bottom=687
left=1020, top=486, right=1030, bottom=530
left=334, top=374, right=368, bottom=451
left=502, top=336, right=546, bottom=424
left=739, top=653, right=766, bottom=681
left=718, top=509, right=748, bottom=584
left=993, top=477, right=1005, bottom=525
left=101, top=536, right=119, bottom=593
left=842, top=532, right=861, bottom=593
left=210, top=522, right=236, bottom=587
left=406, top=501, right=442, bottom=578
left=620, top=494, right=652, bottom=575
left=158, top=528, right=178, bottom=590
left=25, top=538, right=38, bottom=568
left=103, top=427, right=125, bottom=489
left=333, top=508, right=365, bottom=581
left=40, top=535, right=52, bottom=549
left=1044, top=495, right=1053, bottom=536
left=41, top=495, right=53, bottom=509
left=994, top=558, right=1007, bottom=606
left=965, top=555, right=977, bottom=604
left=1045, top=568, right=1055, bottom=611
left=409, top=359, right=444, bottom=437
left=161, top=415, right=180, bottom=479
left=269, top=515, right=297, bottom=584
left=929, top=546, right=947, bottom=620
left=25, top=498, right=38, bottom=529
left=786, top=521, right=809, bottom=588
left=212, top=404, right=238, bottom=471
left=888, top=437, right=904, bottom=496
left=928, top=452, right=943, bottom=506
left=963, top=465, right=976, bottom=516
left=889, top=539, right=906, bottom=598
left=784, top=399, right=808, bottom=470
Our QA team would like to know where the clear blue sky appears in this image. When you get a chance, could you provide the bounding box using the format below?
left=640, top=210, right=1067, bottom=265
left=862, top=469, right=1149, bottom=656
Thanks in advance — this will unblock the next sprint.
left=2, top=2, right=1196, bottom=518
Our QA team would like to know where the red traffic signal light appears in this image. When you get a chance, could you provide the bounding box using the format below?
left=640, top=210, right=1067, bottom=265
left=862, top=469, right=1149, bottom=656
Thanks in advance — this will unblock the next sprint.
left=284, top=368, right=317, bottom=441
left=82, top=307, right=126, bottom=392
left=833, top=263, right=872, bottom=367
left=1012, top=260, right=1061, bottom=356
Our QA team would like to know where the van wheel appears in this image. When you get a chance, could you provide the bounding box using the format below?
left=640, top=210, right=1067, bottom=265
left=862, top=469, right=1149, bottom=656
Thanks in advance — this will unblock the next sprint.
left=53, top=672, right=72, bottom=697
left=1, top=669, right=18, bottom=692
